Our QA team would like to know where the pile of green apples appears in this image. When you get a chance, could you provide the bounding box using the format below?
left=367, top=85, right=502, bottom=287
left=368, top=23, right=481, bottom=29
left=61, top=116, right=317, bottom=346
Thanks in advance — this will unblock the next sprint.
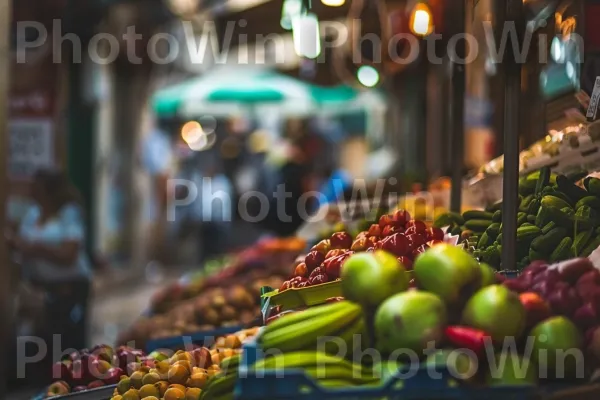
left=338, top=244, right=587, bottom=385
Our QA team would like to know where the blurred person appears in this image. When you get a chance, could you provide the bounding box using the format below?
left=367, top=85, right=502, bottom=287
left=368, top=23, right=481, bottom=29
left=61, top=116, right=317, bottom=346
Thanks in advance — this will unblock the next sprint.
left=142, top=120, right=175, bottom=264
left=191, top=154, right=234, bottom=265
left=260, top=143, right=316, bottom=236
left=6, top=169, right=91, bottom=385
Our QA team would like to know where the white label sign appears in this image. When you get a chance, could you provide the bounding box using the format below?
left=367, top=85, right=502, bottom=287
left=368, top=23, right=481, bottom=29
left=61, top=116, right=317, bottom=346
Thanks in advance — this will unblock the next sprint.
left=8, top=118, right=54, bottom=180
left=587, top=76, right=600, bottom=120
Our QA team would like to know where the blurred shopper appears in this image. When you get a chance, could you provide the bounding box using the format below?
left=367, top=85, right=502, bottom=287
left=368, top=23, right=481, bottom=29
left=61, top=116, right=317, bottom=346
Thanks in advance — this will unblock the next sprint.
left=260, top=143, right=315, bottom=236
left=194, top=156, right=233, bottom=265
left=6, top=169, right=91, bottom=385
left=142, top=122, right=174, bottom=264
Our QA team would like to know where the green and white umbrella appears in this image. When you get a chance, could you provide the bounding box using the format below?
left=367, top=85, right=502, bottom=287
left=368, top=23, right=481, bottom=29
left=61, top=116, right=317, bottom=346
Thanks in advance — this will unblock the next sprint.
left=152, top=66, right=361, bottom=118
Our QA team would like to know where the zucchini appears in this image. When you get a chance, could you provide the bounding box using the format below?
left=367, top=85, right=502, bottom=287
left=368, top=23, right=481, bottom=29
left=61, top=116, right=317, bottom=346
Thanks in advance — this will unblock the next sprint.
left=550, top=237, right=574, bottom=262
left=492, top=210, right=502, bottom=223
left=541, top=221, right=556, bottom=235
left=464, top=219, right=492, bottom=232
left=530, top=227, right=568, bottom=254
left=535, top=166, right=551, bottom=195
left=583, top=177, right=600, bottom=196
left=541, top=195, right=572, bottom=211
left=572, top=230, right=593, bottom=256
left=463, top=210, right=494, bottom=221
left=576, top=196, right=600, bottom=211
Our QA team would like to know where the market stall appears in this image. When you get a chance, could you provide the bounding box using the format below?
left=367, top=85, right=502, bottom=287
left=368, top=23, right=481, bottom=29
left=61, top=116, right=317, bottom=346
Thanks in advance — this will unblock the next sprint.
left=31, top=0, right=600, bottom=399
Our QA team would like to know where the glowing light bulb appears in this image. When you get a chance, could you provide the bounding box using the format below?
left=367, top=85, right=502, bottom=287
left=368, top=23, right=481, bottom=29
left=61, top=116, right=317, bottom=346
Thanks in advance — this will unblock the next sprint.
left=409, top=3, right=433, bottom=36
left=292, top=13, right=321, bottom=58
left=551, top=36, right=564, bottom=62
left=321, top=0, right=345, bottom=6
left=181, top=121, right=203, bottom=144
left=357, top=65, right=379, bottom=87
left=281, top=0, right=303, bottom=30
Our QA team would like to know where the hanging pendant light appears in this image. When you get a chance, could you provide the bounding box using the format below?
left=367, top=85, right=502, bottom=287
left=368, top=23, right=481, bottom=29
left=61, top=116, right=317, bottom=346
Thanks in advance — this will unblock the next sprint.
left=321, top=0, right=345, bottom=6
left=281, top=0, right=305, bottom=30
left=293, top=12, right=321, bottom=58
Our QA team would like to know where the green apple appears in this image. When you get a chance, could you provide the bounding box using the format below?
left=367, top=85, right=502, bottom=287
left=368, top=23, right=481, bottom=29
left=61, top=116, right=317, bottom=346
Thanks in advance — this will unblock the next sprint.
left=479, top=263, right=496, bottom=288
left=462, top=284, right=526, bottom=342
left=375, top=291, right=447, bottom=355
left=530, top=316, right=583, bottom=378
left=414, top=244, right=481, bottom=305
left=341, top=251, right=409, bottom=308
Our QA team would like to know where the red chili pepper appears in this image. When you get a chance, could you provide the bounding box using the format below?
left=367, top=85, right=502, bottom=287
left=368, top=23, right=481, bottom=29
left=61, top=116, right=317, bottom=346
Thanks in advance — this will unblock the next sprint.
left=444, top=326, right=492, bottom=357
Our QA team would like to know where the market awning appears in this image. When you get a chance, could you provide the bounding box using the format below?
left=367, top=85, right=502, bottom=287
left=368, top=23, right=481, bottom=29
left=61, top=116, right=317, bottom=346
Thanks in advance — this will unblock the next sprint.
left=151, top=66, right=360, bottom=117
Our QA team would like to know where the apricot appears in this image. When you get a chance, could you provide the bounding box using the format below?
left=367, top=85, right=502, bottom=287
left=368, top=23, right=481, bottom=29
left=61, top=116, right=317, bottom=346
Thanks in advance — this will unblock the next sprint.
left=138, top=384, right=160, bottom=399
left=130, top=371, right=146, bottom=389
left=168, top=384, right=187, bottom=392
left=141, top=371, right=160, bottom=386
left=187, top=371, right=208, bottom=388
left=223, top=335, right=242, bottom=349
left=163, top=387, right=185, bottom=400
left=185, top=387, right=202, bottom=400
left=154, top=381, right=169, bottom=397
left=168, top=364, right=190, bottom=385
left=170, top=352, right=193, bottom=364
left=173, top=360, right=192, bottom=372
left=121, top=389, right=140, bottom=400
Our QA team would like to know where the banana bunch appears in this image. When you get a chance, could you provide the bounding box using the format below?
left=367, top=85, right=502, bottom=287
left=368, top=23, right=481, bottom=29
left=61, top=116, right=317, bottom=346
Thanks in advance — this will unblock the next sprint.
left=259, top=301, right=368, bottom=356
left=200, top=355, right=241, bottom=400
left=251, top=351, right=381, bottom=388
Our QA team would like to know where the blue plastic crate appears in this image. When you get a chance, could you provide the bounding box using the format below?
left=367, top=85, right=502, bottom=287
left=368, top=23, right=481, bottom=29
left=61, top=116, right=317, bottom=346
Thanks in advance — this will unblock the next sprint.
left=33, top=384, right=116, bottom=400
left=235, top=335, right=577, bottom=400
left=145, top=325, right=244, bottom=353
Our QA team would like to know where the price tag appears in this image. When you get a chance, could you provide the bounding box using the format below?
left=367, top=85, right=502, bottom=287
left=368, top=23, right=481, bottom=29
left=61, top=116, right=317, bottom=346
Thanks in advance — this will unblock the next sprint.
left=587, top=76, right=600, bottom=121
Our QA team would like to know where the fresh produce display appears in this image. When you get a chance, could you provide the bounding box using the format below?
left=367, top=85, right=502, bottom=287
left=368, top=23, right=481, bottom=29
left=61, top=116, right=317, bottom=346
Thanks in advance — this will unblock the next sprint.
left=118, top=282, right=276, bottom=349
left=109, top=327, right=259, bottom=400
left=240, top=245, right=599, bottom=395
left=435, top=167, right=600, bottom=270
left=119, top=238, right=303, bottom=347
left=503, top=258, right=600, bottom=340
left=281, top=209, right=446, bottom=290
left=45, top=345, right=149, bottom=397
left=148, top=238, right=304, bottom=315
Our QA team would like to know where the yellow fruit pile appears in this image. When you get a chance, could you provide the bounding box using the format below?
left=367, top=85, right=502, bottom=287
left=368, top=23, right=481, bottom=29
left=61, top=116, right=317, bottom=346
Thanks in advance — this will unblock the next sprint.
left=110, top=327, right=258, bottom=400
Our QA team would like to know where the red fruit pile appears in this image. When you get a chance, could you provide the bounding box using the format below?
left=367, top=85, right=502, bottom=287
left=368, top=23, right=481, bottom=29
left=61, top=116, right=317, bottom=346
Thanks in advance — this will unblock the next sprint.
left=503, top=258, right=600, bottom=333
left=279, top=210, right=445, bottom=291
left=47, top=345, right=148, bottom=396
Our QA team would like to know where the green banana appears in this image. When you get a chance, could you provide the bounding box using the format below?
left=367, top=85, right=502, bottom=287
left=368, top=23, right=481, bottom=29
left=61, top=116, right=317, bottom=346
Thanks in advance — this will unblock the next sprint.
left=262, top=300, right=353, bottom=333
left=201, top=373, right=237, bottom=399
left=304, top=365, right=379, bottom=383
left=259, top=303, right=362, bottom=352
left=219, top=355, right=241, bottom=375
left=253, top=351, right=356, bottom=371
left=315, top=315, right=368, bottom=356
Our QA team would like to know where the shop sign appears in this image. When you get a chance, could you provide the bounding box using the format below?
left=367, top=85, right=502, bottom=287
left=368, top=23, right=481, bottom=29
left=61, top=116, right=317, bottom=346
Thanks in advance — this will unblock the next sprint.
left=8, top=88, right=56, bottom=181
left=8, top=118, right=54, bottom=180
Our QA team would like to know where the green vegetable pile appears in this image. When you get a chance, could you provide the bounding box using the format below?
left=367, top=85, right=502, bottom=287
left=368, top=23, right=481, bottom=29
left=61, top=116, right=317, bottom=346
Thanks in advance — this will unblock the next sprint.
left=435, top=168, right=600, bottom=270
